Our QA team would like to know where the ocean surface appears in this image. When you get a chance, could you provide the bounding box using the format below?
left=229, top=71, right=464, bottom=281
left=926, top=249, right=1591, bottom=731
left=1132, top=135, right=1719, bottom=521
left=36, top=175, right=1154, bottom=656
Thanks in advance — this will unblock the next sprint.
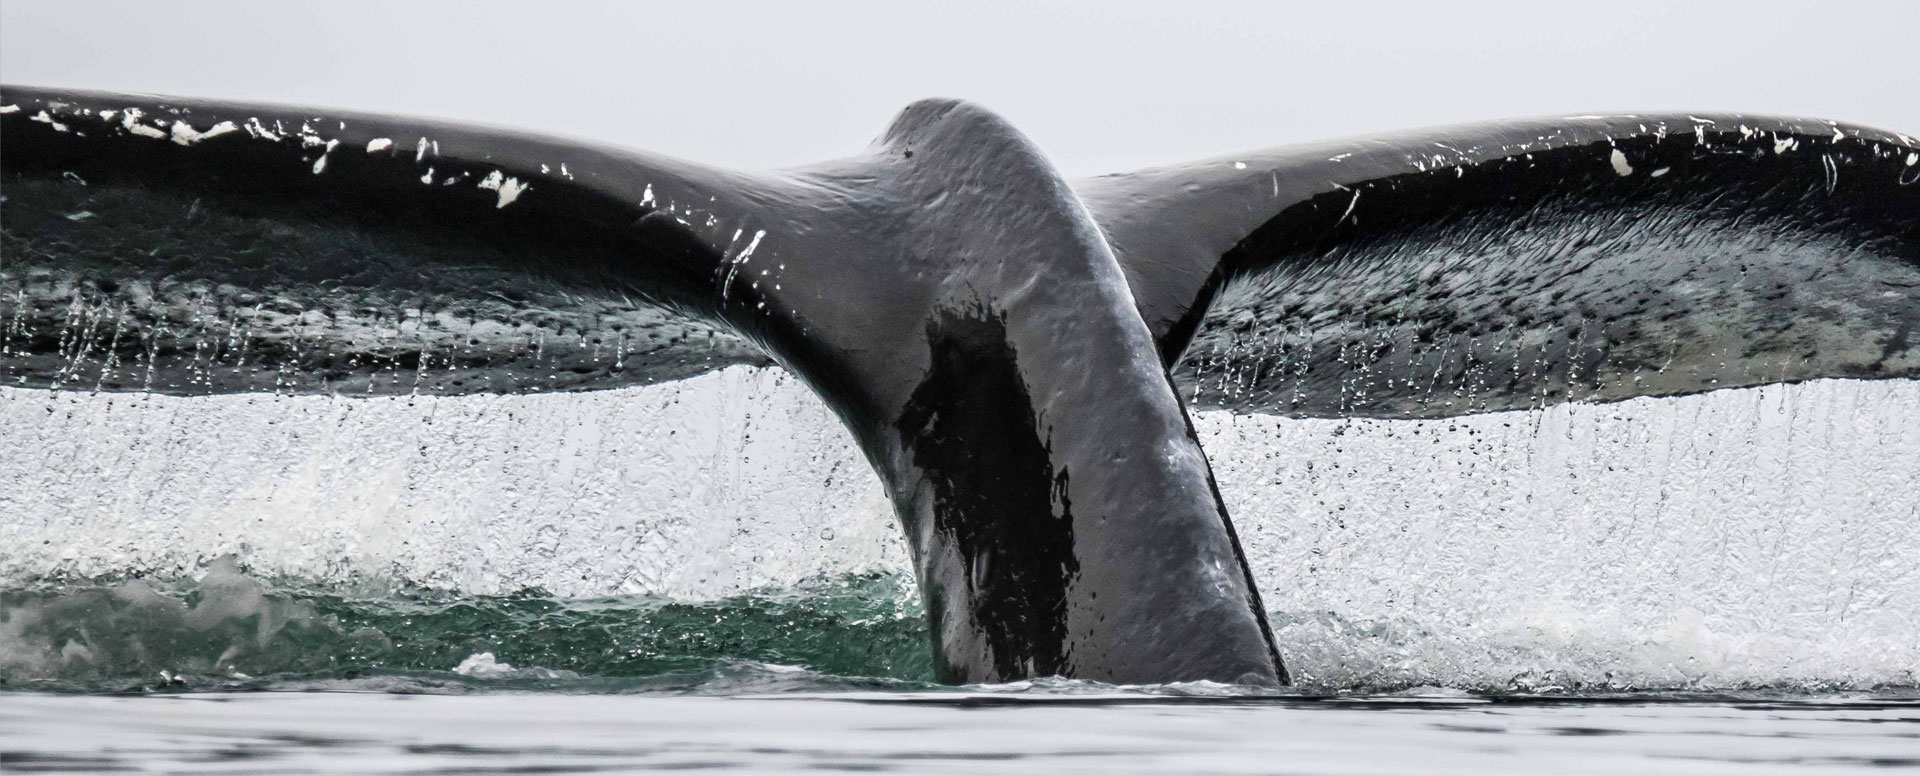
left=7, top=690, right=1919, bottom=774
left=3, top=371, right=1917, bottom=771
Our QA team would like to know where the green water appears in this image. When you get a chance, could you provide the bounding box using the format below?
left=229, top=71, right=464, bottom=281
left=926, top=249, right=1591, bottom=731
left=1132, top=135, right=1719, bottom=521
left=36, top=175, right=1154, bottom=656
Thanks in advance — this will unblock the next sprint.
left=10, top=559, right=1920, bottom=699
left=0, top=560, right=937, bottom=693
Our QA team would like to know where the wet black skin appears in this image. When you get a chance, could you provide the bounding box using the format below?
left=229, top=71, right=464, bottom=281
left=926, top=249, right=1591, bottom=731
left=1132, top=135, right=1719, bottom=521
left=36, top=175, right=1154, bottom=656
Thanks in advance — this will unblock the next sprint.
left=1080, top=117, right=1920, bottom=417
left=5, top=85, right=1917, bottom=685
left=846, top=101, right=1283, bottom=684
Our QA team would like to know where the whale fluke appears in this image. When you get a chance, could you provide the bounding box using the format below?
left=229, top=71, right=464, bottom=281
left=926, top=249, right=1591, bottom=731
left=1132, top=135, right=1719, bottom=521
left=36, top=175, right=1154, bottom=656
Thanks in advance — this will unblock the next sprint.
left=0, top=86, right=802, bottom=396
left=0, top=87, right=1285, bottom=686
left=5, top=86, right=1917, bottom=686
left=1081, top=115, right=1920, bottom=417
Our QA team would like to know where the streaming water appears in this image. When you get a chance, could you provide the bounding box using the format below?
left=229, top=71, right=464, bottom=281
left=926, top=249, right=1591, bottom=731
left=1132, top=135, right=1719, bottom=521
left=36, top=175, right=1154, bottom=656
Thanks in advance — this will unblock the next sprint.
left=4, top=368, right=1916, bottom=692
left=2, top=369, right=1916, bottom=772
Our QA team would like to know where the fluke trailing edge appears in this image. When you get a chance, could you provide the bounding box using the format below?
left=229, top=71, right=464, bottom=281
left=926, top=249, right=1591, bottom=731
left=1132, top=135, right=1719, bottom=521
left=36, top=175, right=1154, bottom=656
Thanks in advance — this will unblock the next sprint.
left=3, top=86, right=1917, bottom=686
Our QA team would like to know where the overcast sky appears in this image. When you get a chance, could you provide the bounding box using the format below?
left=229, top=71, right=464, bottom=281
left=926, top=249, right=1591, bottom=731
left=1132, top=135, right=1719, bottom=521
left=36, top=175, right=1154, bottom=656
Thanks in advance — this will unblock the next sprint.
left=4, top=0, right=1916, bottom=177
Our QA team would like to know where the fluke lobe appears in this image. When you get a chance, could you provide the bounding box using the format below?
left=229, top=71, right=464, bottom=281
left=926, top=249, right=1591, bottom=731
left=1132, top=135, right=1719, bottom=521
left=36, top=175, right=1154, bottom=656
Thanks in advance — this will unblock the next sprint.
left=4, top=86, right=1917, bottom=686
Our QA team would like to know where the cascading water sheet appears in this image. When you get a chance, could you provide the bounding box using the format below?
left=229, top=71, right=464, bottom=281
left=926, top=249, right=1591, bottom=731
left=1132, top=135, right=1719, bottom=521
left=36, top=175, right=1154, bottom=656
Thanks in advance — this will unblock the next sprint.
left=3, top=369, right=1914, bottom=692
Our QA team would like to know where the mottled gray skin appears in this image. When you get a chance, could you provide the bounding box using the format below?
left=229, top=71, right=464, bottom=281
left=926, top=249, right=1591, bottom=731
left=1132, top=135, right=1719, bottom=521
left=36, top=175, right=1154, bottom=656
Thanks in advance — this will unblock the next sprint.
left=4, top=86, right=1916, bottom=685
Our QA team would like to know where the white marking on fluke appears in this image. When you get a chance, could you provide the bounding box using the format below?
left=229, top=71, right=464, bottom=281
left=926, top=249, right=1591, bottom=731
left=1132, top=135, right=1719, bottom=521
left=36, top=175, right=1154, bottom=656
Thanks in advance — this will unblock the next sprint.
left=28, top=110, right=69, bottom=133
left=119, top=108, right=168, bottom=139
left=244, top=117, right=281, bottom=141
left=170, top=120, right=238, bottom=146
left=416, top=137, right=430, bottom=162
left=478, top=170, right=530, bottom=208
left=640, top=184, right=655, bottom=207
left=1333, top=184, right=1361, bottom=226
left=0, top=104, right=19, bottom=114
left=312, top=139, right=340, bottom=174
left=366, top=138, right=393, bottom=153
left=421, top=167, right=435, bottom=185
left=1610, top=149, right=1634, bottom=176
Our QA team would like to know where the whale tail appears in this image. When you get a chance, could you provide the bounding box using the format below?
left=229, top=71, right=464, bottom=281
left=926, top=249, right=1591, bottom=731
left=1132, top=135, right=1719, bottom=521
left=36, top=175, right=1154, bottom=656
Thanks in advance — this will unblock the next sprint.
left=6, top=85, right=1917, bottom=684
left=1, top=86, right=1285, bottom=686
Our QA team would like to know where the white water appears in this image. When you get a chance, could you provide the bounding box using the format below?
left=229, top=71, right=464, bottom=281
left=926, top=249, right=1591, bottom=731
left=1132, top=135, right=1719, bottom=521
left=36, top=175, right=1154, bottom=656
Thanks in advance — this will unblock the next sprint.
left=0, top=369, right=901, bottom=598
left=2, top=370, right=1916, bottom=691
left=1209, top=380, right=1920, bottom=690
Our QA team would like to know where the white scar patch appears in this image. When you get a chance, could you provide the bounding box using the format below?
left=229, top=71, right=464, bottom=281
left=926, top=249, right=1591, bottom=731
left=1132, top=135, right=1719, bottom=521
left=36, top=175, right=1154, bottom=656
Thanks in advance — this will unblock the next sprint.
left=1610, top=149, right=1634, bottom=176
left=28, top=110, right=69, bottom=133
left=367, top=138, right=393, bottom=153
left=120, top=108, right=168, bottom=140
left=244, top=117, right=282, bottom=141
left=312, top=139, right=340, bottom=174
left=478, top=170, right=529, bottom=208
left=169, top=120, right=238, bottom=146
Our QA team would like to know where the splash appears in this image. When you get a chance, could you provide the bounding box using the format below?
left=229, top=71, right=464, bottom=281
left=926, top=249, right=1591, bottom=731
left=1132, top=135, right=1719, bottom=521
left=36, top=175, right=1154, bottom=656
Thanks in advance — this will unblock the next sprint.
left=1, top=369, right=1916, bottom=692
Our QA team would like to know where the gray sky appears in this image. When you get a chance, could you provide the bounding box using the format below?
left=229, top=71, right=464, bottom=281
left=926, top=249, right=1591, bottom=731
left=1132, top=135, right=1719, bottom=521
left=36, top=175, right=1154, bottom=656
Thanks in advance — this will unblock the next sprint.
left=4, top=0, right=1916, bottom=177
